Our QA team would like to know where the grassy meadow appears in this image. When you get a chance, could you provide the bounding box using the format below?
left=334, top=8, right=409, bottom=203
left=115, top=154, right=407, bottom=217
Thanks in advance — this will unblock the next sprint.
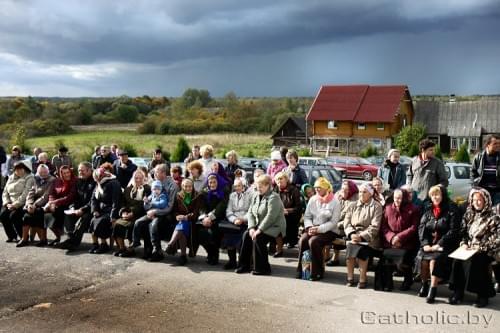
left=26, top=130, right=273, bottom=163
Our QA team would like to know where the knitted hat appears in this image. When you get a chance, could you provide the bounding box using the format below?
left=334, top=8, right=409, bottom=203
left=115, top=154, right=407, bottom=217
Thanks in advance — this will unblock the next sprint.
left=270, top=150, right=281, bottom=160
left=313, top=177, right=333, bottom=192
left=387, top=149, right=400, bottom=159
left=152, top=180, right=163, bottom=190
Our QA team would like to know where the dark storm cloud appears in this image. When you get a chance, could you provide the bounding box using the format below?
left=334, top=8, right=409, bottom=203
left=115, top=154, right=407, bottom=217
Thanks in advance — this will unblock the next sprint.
left=1, top=0, right=500, bottom=65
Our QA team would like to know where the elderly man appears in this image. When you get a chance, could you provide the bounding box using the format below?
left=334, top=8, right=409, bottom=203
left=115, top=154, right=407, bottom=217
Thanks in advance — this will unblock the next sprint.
left=59, top=162, right=96, bottom=252
left=52, top=146, right=73, bottom=175
left=93, top=145, right=115, bottom=169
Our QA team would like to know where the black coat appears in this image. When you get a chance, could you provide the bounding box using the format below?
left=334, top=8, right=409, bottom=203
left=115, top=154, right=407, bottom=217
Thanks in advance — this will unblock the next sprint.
left=91, top=179, right=122, bottom=219
left=418, top=202, right=461, bottom=253
left=71, top=177, right=96, bottom=213
left=113, top=160, right=138, bottom=189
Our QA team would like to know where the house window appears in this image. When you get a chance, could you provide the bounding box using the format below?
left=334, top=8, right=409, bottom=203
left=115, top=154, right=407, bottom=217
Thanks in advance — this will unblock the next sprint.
left=451, top=137, right=458, bottom=150
left=357, top=122, right=366, bottom=130
left=470, top=137, right=478, bottom=150
left=327, top=120, right=337, bottom=129
left=376, top=123, right=385, bottom=131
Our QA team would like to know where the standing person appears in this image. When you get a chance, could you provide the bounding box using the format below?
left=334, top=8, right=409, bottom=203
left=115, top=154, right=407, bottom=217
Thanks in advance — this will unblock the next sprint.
left=1, top=160, right=34, bottom=242
left=110, top=144, right=119, bottom=161
left=165, top=178, right=203, bottom=265
left=93, top=146, right=115, bottom=169
left=471, top=134, right=500, bottom=206
left=280, top=146, right=289, bottom=166
left=44, top=165, right=77, bottom=245
left=235, top=174, right=286, bottom=276
left=377, top=149, right=407, bottom=190
left=89, top=167, right=122, bottom=254
left=113, top=170, right=151, bottom=257
left=51, top=146, right=73, bottom=175
left=0, top=145, right=6, bottom=206
left=296, top=177, right=341, bottom=281
left=407, top=139, right=448, bottom=201
left=225, top=150, right=242, bottom=182
left=266, top=150, right=287, bottom=184
left=187, top=160, right=205, bottom=193
left=148, top=148, right=167, bottom=176
left=416, top=185, right=460, bottom=303
left=197, top=173, right=229, bottom=265
left=30, top=147, right=42, bottom=167
left=113, top=149, right=137, bottom=189
left=200, top=145, right=215, bottom=178
left=285, top=150, right=307, bottom=188
left=6, top=146, right=24, bottom=176
left=91, top=145, right=101, bottom=169
left=448, top=188, right=500, bottom=308
left=59, top=162, right=96, bottom=252
left=171, top=166, right=184, bottom=189
left=344, top=183, right=383, bottom=289
left=18, top=165, right=55, bottom=247
left=273, top=171, right=302, bottom=252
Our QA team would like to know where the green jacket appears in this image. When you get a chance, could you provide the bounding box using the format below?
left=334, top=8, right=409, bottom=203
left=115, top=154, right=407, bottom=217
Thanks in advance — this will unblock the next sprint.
left=247, top=189, right=286, bottom=238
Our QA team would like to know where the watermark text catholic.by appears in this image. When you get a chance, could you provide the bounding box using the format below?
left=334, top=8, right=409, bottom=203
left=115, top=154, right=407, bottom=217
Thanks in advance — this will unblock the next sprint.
left=361, top=310, right=493, bottom=328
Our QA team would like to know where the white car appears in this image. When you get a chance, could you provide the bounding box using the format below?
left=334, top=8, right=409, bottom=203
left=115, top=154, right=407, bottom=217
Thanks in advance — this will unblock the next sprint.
left=445, top=162, right=473, bottom=202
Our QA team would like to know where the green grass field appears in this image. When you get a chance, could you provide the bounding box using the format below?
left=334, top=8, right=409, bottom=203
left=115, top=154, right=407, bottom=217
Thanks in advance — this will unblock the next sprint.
left=26, top=131, right=273, bottom=162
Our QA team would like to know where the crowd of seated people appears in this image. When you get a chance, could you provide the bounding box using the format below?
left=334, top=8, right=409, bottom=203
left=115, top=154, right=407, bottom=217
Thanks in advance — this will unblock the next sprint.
left=0, top=135, right=499, bottom=308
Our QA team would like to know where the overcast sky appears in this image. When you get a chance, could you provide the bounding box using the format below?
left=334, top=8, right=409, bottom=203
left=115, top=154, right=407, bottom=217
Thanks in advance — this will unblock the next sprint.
left=1, top=0, right=500, bottom=97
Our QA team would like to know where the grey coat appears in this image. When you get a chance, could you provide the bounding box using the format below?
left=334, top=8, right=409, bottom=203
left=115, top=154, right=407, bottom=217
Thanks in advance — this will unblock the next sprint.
left=407, top=157, right=448, bottom=201
left=25, top=175, right=56, bottom=208
left=247, top=189, right=286, bottom=238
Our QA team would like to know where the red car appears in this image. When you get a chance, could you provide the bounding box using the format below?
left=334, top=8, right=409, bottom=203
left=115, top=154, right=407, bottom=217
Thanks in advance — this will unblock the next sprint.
left=326, top=156, right=379, bottom=180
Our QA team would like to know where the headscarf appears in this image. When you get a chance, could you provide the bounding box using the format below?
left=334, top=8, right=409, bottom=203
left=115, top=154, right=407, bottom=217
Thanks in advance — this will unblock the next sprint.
left=313, top=177, right=334, bottom=204
left=343, top=180, right=359, bottom=200
left=212, top=161, right=231, bottom=184
left=205, top=172, right=227, bottom=203
left=93, top=167, right=116, bottom=198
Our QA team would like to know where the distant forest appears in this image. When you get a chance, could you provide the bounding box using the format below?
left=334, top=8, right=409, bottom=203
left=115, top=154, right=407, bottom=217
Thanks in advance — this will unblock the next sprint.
left=0, top=89, right=495, bottom=143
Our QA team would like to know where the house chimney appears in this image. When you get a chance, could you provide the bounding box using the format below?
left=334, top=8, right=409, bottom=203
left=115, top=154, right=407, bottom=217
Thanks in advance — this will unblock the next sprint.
left=449, top=94, right=456, bottom=103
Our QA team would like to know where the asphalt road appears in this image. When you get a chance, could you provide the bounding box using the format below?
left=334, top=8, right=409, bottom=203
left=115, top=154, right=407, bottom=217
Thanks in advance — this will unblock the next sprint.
left=0, top=228, right=498, bottom=333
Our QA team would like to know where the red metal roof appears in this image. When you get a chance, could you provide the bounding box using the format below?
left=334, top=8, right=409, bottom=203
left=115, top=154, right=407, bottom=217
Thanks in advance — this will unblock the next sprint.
left=306, top=84, right=408, bottom=123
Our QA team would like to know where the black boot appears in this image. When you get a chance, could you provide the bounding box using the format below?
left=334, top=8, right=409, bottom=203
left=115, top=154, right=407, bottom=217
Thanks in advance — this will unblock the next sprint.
left=400, top=270, right=413, bottom=291
left=418, top=281, right=429, bottom=297
left=448, top=290, right=464, bottom=305
left=473, top=296, right=489, bottom=308
left=224, top=249, right=237, bottom=270
left=426, top=286, right=437, bottom=304
left=383, top=265, right=394, bottom=291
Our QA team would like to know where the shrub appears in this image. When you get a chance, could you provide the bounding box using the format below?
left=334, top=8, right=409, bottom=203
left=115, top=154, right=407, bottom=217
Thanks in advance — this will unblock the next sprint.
left=171, top=137, right=191, bottom=162
left=359, top=144, right=378, bottom=158
left=10, top=124, right=30, bottom=154
left=119, top=143, right=138, bottom=157
left=454, top=143, right=470, bottom=163
left=246, top=149, right=255, bottom=158
left=395, top=123, right=426, bottom=155
left=297, top=148, right=311, bottom=157
left=434, top=145, right=443, bottom=160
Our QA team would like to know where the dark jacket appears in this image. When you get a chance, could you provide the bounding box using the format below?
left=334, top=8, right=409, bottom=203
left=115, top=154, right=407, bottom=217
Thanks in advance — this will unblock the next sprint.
left=113, top=159, right=138, bottom=189
left=93, top=154, right=115, bottom=170
left=287, top=165, right=308, bottom=188
left=407, top=157, right=448, bottom=201
left=201, top=189, right=229, bottom=223
left=173, top=191, right=203, bottom=223
left=418, top=202, right=460, bottom=253
left=377, top=161, right=407, bottom=190
left=381, top=203, right=420, bottom=250
left=225, top=163, right=242, bottom=182
left=91, top=179, right=122, bottom=219
left=471, top=150, right=500, bottom=190
left=274, top=184, right=302, bottom=220
left=120, top=184, right=151, bottom=219
left=71, top=177, right=96, bottom=213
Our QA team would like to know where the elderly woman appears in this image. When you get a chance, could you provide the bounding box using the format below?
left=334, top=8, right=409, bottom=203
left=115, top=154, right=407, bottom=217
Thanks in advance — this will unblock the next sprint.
left=448, top=188, right=500, bottom=308
left=198, top=173, right=229, bottom=265
left=187, top=160, right=205, bottom=193
left=236, top=174, right=286, bottom=275
left=114, top=170, right=151, bottom=257
left=1, top=161, right=35, bottom=242
left=225, top=150, right=242, bottom=182
left=285, top=150, right=307, bottom=188
left=377, top=149, right=406, bottom=190
left=327, top=180, right=359, bottom=266
left=416, top=185, right=460, bottom=303
left=32, top=152, right=56, bottom=176
left=344, top=183, right=383, bottom=289
left=200, top=144, right=215, bottom=178
left=274, top=171, right=302, bottom=253
left=379, top=189, right=420, bottom=291
left=211, top=161, right=232, bottom=185
left=89, top=167, right=122, bottom=254
left=296, top=177, right=341, bottom=281
left=165, top=178, right=203, bottom=266
left=18, top=165, right=56, bottom=247
left=221, top=178, right=251, bottom=270
left=266, top=150, right=287, bottom=184
left=44, top=165, right=77, bottom=246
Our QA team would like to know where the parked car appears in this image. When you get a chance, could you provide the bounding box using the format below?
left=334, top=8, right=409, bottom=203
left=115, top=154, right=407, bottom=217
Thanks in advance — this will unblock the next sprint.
left=302, top=165, right=343, bottom=192
left=445, top=162, right=473, bottom=203
left=298, top=157, right=347, bottom=177
left=326, top=156, right=379, bottom=180
left=128, top=157, right=151, bottom=169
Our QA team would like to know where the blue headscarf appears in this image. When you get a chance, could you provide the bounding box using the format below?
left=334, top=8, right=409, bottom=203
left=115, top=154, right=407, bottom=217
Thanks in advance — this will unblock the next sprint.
left=205, top=172, right=228, bottom=203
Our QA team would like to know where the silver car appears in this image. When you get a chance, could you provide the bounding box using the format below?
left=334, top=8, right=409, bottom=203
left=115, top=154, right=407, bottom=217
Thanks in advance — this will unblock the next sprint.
left=445, top=162, right=473, bottom=202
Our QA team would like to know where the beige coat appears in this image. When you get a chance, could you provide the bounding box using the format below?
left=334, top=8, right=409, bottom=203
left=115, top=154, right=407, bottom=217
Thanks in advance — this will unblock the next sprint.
left=2, top=160, right=35, bottom=209
left=344, top=198, right=383, bottom=249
